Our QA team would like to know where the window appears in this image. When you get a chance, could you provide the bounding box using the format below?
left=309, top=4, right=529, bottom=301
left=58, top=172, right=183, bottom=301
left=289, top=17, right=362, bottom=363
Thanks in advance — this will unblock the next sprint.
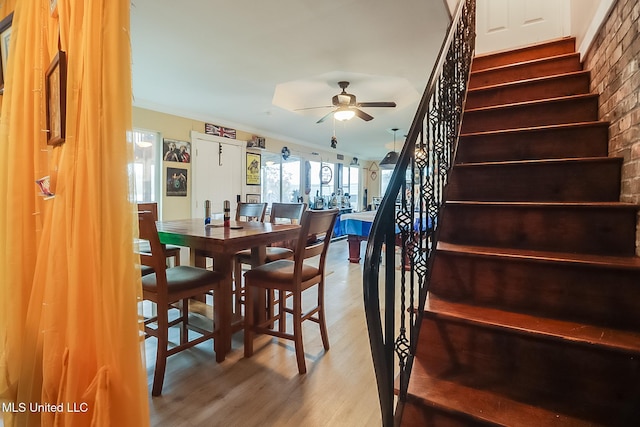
left=380, top=169, right=393, bottom=196
left=341, top=165, right=359, bottom=211
left=263, top=155, right=281, bottom=205
left=282, top=158, right=301, bottom=202
left=130, top=129, right=161, bottom=203
left=309, top=160, right=336, bottom=200
left=261, top=151, right=301, bottom=207
left=309, top=161, right=321, bottom=200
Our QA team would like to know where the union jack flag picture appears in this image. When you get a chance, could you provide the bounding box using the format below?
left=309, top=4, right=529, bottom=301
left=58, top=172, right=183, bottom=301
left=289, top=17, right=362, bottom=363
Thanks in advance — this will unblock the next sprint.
left=205, top=123, right=236, bottom=139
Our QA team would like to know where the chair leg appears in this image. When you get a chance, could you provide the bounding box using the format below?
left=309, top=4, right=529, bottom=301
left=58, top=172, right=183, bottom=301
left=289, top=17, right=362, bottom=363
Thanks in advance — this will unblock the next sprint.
left=292, top=292, right=306, bottom=374
left=233, top=260, right=244, bottom=315
left=152, top=305, right=170, bottom=396
left=317, top=280, right=330, bottom=351
left=181, top=298, right=189, bottom=345
left=244, top=284, right=254, bottom=358
left=266, top=288, right=275, bottom=329
left=278, top=289, right=286, bottom=333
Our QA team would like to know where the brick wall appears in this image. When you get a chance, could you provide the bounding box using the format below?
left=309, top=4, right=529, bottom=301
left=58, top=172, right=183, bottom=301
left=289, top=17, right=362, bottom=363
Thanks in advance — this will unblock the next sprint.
left=582, top=0, right=640, bottom=254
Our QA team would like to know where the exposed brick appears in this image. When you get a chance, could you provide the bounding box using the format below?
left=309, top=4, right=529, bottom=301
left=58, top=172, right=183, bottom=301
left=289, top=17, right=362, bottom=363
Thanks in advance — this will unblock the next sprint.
left=632, top=141, right=640, bottom=161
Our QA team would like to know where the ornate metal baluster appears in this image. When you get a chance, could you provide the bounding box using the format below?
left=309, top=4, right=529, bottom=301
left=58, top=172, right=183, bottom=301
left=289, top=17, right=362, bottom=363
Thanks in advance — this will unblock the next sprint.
left=363, top=1, right=476, bottom=425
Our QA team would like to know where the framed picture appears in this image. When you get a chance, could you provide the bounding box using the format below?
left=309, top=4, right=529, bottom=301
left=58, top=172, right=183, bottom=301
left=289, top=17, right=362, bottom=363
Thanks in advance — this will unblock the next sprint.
left=205, top=123, right=236, bottom=139
left=246, top=136, right=265, bottom=149
left=246, top=194, right=261, bottom=203
left=166, top=167, right=188, bottom=197
left=246, top=152, right=261, bottom=185
left=162, top=138, right=191, bottom=163
left=0, top=12, right=13, bottom=94
left=45, top=51, right=67, bottom=145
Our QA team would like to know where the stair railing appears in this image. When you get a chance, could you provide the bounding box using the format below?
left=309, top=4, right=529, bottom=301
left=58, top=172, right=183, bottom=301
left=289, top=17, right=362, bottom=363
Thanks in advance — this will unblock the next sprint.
left=362, top=1, right=476, bottom=425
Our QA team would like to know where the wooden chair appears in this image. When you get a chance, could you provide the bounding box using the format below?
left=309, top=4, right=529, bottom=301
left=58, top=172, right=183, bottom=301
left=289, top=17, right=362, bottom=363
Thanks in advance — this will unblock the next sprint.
left=235, top=202, right=267, bottom=222
left=230, top=202, right=267, bottom=312
left=243, top=208, right=339, bottom=374
left=234, top=203, right=306, bottom=315
left=137, top=202, right=181, bottom=266
left=138, top=211, right=222, bottom=396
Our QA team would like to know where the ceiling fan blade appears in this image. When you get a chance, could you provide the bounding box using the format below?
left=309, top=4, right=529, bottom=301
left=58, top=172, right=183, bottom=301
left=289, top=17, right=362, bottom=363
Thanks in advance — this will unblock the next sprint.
left=357, top=101, right=397, bottom=108
left=295, top=105, right=333, bottom=111
left=353, top=108, right=374, bottom=121
left=316, top=110, right=336, bottom=124
left=357, top=102, right=396, bottom=108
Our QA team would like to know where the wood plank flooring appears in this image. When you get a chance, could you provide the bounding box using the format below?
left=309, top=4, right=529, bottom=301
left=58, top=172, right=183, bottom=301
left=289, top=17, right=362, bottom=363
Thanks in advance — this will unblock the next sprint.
left=146, top=238, right=382, bottom=427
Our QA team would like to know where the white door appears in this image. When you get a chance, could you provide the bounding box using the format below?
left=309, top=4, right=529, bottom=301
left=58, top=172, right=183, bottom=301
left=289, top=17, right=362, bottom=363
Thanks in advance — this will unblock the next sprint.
left=191, top=131, right=244, bottom=219
left=476, top=0, right=569, bottom=54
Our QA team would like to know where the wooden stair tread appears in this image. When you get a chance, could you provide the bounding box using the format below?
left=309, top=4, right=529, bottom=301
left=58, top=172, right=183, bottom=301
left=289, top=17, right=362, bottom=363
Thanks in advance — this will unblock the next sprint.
left=424, top=295, right=640, bottom=355
left=472, top=37, right=576, bottom=71
left=453, top=156, right=621, bottom=168
left=471, top=52, right=580, bottom=76
left=446, top=200, right=638, bottom=209
left=468, top=70, right=590, bottom=93
left=459, top=121, right=608, bottom=138
left=464, top=93, right=598, bottom=114
left=436, top=241, right=640, bottom=270
left=407, top=364, right=597, bottom=427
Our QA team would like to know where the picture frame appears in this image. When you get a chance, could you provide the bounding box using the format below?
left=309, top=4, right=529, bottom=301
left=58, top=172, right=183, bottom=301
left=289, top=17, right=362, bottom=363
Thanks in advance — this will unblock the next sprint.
left=45, top=51, right=67, bottom=145
left=162, top=138, right=191, bottom=163
left=166, top=167, right=188, bottom=197
left=0, top=12, right=13, bottom=95
left=246, top=152, right=261, bottom=185
left=246, top=136, right=266, bottom=149
left=246, top=194, right=261, bottom=203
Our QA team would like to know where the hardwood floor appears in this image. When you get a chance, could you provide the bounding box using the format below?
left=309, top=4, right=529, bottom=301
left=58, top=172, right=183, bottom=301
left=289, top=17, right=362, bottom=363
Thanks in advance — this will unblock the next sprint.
left=146, top=238, right=382, bottom=426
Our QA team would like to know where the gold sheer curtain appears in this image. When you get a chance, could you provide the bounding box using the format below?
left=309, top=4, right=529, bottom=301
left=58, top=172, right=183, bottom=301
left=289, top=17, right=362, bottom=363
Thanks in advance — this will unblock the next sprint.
left=0, top=1, right=149, bottom=426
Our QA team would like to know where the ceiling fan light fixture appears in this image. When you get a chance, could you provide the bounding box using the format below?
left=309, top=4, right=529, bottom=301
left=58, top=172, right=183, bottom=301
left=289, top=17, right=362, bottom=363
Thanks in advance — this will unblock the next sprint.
left=334, top=108, right=355, bottom=121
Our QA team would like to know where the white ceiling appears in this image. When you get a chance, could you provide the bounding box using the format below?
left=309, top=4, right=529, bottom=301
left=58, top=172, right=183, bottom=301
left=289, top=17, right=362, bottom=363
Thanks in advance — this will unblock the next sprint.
left=130, top=0, right=451, bottom=161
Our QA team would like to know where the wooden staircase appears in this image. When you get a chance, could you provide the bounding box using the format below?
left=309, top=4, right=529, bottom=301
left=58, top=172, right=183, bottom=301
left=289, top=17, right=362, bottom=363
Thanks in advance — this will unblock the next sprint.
left=401, top=37, right=640, bottom=426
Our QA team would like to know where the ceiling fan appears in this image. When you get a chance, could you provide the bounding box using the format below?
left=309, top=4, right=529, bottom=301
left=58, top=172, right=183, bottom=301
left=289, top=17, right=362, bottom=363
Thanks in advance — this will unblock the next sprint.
left=299, top=81, right=397, bottom=124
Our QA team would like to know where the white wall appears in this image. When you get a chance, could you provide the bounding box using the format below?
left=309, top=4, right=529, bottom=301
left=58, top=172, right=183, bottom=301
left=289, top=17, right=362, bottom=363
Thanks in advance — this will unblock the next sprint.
left=571, top=0, right=616, bottom=58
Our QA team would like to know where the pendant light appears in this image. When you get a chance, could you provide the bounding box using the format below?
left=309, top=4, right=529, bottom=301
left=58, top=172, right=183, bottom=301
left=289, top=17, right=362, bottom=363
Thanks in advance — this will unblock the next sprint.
left=379, top=128, right=400, bottom=169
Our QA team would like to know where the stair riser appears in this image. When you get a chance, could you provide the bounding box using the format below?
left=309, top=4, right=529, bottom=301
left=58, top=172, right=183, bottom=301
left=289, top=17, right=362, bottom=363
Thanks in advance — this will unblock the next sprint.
left=418, top=316, right=640, bottom=423
left=472, top=38, right=576, bottom=72
left=447, top=159, right=622, bottom=202
left=401, top=402, right=487, bottom=427
left=466, top=72, right=590, bottom=109
left=457, top=123, right=609, bottom=163
left=439, top=204, right=637, bottom=255
left=461, top=96, right=599, bottom=134
left=469, top=54, right=581, bottom=89
left=430, top=251, right=640, bottom=329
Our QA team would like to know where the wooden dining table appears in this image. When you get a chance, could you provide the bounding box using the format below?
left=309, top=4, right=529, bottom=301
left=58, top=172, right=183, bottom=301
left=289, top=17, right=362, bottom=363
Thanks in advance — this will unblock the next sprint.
left=155, top=218, right=301, bottom=362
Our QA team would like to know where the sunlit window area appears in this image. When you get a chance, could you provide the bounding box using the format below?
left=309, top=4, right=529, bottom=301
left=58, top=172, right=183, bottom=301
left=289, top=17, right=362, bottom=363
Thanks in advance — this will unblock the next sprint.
left=342, top=165, right=360, bottom=211
left=130, top=129, right=160, bottom=203
left=262, top=151, right=301, bottom=207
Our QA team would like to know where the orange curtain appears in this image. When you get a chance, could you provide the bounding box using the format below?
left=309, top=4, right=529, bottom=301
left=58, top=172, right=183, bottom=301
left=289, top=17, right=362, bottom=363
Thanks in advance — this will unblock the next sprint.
left=0, top=0, right=149, bottom=426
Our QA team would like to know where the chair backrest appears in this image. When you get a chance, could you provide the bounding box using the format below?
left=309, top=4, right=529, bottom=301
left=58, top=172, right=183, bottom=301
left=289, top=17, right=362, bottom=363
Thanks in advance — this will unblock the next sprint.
left=236, top=202, right=267, bottom=222
left=138, top=202, right=159, bottom=220
left=269, top=202, right=306, bottom=224
left=138, top=210, right=168, bottom=287
left=292, top=209, right=339, bottom=279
